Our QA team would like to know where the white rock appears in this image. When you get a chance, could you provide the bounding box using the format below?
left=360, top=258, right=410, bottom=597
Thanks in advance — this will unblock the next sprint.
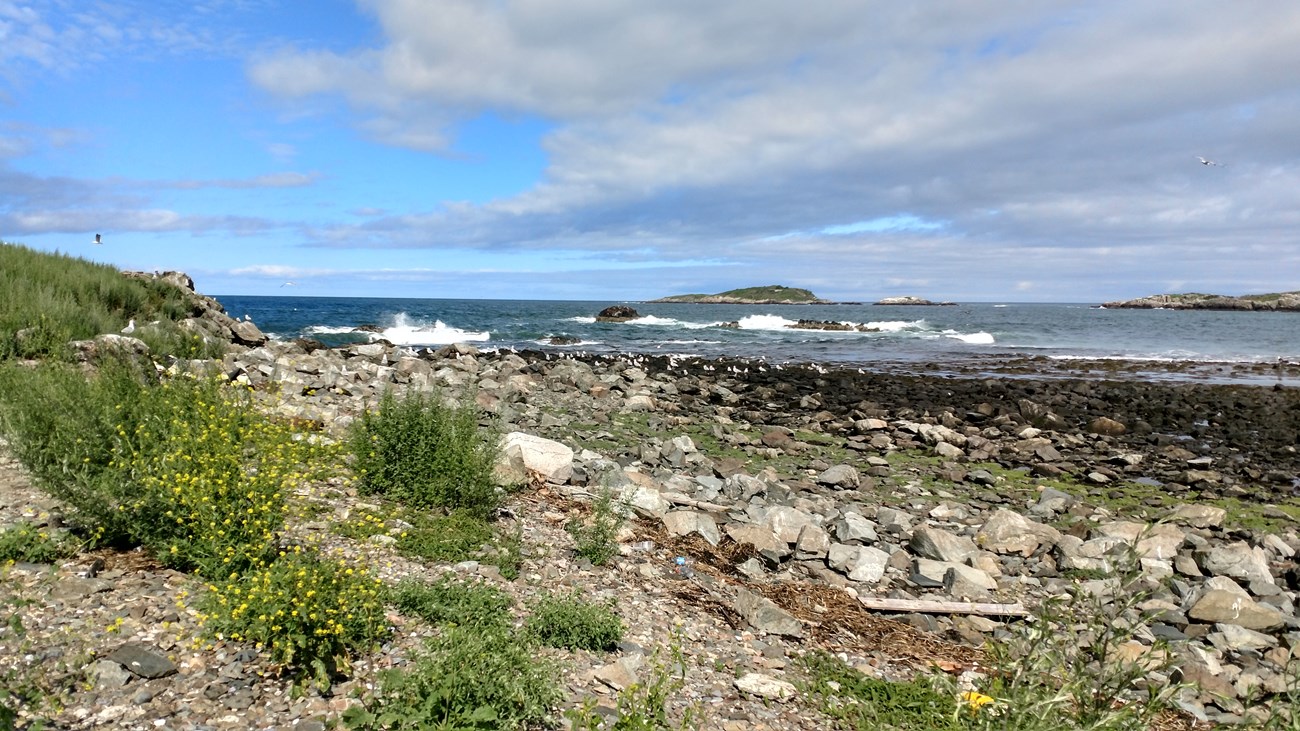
left=494, top=432, right=574, bottom=485
left=734, top=673, right=797, bottom=701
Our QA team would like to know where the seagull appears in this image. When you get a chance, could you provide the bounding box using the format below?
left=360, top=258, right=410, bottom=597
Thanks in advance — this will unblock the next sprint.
left=92, top=233, right=102, bottom=245
left=121, top=319, right=136, bottom=334
left=280, top=281, right=297, bottom=287
left=1196, top=156, right=1222, bottom=167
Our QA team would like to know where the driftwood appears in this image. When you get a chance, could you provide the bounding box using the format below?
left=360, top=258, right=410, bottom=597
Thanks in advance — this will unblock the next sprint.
left=660, top=492, right=733, bottom=513
left=858, top=596, right=1030, bottom=617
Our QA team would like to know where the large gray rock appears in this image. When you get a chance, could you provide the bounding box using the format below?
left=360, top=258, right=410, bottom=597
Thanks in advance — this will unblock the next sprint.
left=1167, top=504, right=1228, bottom=529
left=494, top=432, right=574, bottom=485
left=1196, top=542, right=1275, bottom=586
left=764, top=506, right=816, bottom=544
left=662, top=510, right=721, bottom=546
left=909, top=525, right=977, bottom=562
left=1186, top=580, right=1285, bottom=631
left=794, top=523, right=831, bottom=560
left=1093, top=521, right=1185, bottom=561
left=976, top=509, right=1061, bottom=556
left=827, top=544, right=891, bottom=583
left=725, top=524, right=790, bottom=562
left=944, top=564, right=998, bottom=598
left=733, top=587, right=805, bottom=638
left=832, top=512, right=878, bottom=544
left=816, top=464, right=861, bottom=489
left=874, top=507, right=913, bottom=534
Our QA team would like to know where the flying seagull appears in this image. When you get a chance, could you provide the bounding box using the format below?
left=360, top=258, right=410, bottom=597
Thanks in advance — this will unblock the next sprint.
left=1196, top=156, right=1222, bottom=167
left=93, top=233, right=102, bottom=245
left=280, top=281, right=297, bottom=287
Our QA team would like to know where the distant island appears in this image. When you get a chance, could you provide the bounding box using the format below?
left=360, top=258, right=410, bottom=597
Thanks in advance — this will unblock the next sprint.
left=1102, top=291, right=1300, bottom=312
left=649, top=285, right=831, bottom=304
left=873, top=296, right=956, bottom=306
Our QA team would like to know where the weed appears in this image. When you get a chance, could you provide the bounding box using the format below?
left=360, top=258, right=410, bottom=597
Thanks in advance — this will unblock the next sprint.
left=392, top=576, right=513, bottom=630
left=343, top=622, right=561, bottom=731
left=800, top=650, right=962, bottom=731
left=197, top=547, right=388, bottom=692
left=0, top=522, right=75, bottom=565
left=566, top=638, right=700, bottom=730
left=349, top=389, right=502, bottom=518
left=567, top=485, right=627, bottom=565
left=524, top=591, right=624, bottom=652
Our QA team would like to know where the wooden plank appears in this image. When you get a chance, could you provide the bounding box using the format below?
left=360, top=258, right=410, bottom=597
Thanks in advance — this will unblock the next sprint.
left=857, top=596, right=1030, bottom=617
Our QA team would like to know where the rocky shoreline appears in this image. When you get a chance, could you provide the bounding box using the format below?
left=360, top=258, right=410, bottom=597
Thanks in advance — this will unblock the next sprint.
left=3, top=274, right=1299, bottom=729
left=1103, top=292, right=1300, bottom=312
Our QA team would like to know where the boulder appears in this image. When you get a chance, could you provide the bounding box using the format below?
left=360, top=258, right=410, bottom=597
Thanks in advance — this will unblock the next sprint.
left=764, top=506, right=816, bottom=544
left=725, top=524, right=790, bottom=563
left=494, top=432, right=574, bottom=485
left=662, top=510, right=721, bottom=546
left=733, top=588, right=805, bottom=638
left=816, top=464, right=861, bottom=489
left=828, top=544, right=891, bottom=583
left=1167, top=504, right=1228, bottom=529
left=909, top=525, right=977, bottom=562
left=1196, top=542, right=1275, bottom=586
left=595, top=306, right=639, bottom=322
left=976, top=509, right=1061, bottom=556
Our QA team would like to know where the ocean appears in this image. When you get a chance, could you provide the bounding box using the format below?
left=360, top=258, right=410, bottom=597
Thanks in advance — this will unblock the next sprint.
left=214, top=296, right=1300, bottom=384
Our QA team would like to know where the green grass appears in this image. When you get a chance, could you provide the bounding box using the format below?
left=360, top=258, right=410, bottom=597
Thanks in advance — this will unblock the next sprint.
left=343, top=622, right=562, bottom=731
left=0, top=241, right=204, bottom=360
left=524, top=591, right=624, bottom=652
left=392, top=576, right=513, bottom=630
left=800, top=650, right=963, bottom=731
left=396, top=510, right=523, bottom=579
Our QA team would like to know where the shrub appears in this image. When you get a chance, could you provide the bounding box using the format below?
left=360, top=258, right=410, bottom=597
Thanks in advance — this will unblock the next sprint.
left=392, top=576, right=513, bottom=630
left=348, top=389, right=502, bottom=518
left=566, top=485, right=627, bottom=565
left=524, top=591, right=624, bottom=652
left=0, top=522, right=76, bottom=565
left=343, top=622, right=561, bottom=731
left=0, top=361, right=341, bottom=575
left=567, top=639, right=700, bottom=731
left=197, top=548, right=388, bottom=691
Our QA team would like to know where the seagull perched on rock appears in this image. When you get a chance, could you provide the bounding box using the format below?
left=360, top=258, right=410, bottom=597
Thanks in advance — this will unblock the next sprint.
left=1196, top=156, right=1223, bottom=167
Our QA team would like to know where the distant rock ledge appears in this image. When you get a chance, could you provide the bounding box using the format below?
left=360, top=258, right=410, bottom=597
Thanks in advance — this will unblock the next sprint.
left=873, top=296, right=956, bottom=306
left=1102, top=291, right=1300, bottom=312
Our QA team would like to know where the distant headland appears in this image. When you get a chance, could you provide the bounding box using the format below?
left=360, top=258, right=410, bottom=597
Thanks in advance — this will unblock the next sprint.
left=648, top=285, right=832, bottom=304
left=647, top=285, right=958, bottom=305
left=1102, top=291, right=1300, bottom=311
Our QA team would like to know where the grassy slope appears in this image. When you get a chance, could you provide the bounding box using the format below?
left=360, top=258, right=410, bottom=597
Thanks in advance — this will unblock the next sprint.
left=0, top=241, right=197, bottom=359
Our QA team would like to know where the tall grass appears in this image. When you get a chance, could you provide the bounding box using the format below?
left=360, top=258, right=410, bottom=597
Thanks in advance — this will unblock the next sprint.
left=0, top=241, right=198, bottom=360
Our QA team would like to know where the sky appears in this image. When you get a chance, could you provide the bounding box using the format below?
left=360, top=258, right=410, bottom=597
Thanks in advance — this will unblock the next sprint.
left=2, top=1, right=1299, bottom=302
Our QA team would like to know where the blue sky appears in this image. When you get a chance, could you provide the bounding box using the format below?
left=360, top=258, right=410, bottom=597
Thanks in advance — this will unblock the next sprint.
left=3, top=1, right=1299, bottom=302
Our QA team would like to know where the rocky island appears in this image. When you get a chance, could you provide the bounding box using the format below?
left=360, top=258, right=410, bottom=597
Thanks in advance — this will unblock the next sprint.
left=1103, top=291, right=1300, bottom=311
left=874, top=296, right=957, bottom=306
left=649, top=285, right=831, bottom=304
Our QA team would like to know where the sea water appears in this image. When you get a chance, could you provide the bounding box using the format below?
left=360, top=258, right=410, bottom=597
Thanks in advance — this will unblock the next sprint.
left=215, top=295, right=1300, bottom=380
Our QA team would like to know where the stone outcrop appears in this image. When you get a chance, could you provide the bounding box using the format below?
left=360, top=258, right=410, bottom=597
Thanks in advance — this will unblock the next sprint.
left=873, top=296, right=956, bottom=306
left=595, top=305, right=640, bottom=322
left=1102, top=291, right=1300, bottom=311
